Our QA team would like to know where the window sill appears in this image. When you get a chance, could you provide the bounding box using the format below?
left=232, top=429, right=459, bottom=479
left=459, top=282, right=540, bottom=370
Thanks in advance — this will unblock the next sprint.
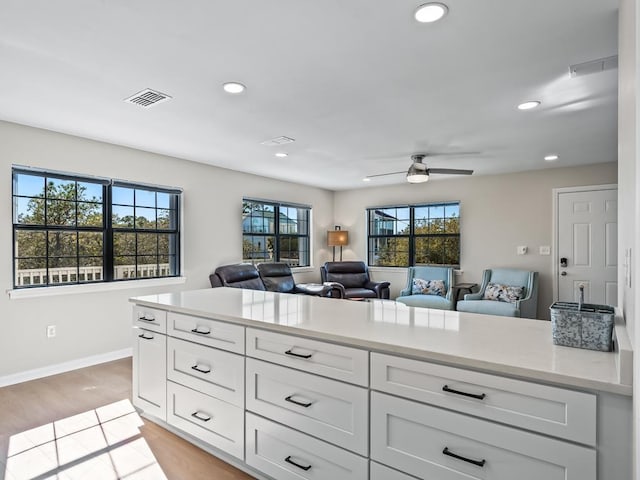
left=369, top=266, right=464, bottom=275
left=7, top=276, right=187, bottom=300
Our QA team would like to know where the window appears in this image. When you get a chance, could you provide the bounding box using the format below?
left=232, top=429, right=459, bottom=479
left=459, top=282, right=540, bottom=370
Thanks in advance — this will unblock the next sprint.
left=242, top=199, right=310, bottom=267
left=367, top=202, right=460, bottom=267
left=12, top=167, right=181, bottom=288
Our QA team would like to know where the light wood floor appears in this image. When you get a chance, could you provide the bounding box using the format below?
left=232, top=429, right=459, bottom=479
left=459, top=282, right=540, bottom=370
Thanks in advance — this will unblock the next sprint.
left=0, top=358, right=255, bottom=480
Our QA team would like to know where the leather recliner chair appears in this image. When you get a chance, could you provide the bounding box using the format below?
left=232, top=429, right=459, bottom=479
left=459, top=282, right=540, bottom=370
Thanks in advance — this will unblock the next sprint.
left=321, top=261, right=390, bottom=299
left=257, top=262, right=336, bottom=296
left=209, top=263, right=265, bottom=290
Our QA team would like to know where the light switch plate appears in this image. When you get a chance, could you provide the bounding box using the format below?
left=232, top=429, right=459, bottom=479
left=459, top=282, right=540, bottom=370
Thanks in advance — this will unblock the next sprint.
left=539, top=246, right=551, bottom=255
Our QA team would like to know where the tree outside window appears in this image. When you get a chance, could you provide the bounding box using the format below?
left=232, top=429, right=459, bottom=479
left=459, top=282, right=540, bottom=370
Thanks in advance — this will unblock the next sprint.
left=12, top=168, right=181, bottom=288
left=367, top=203, right=460, bottom=267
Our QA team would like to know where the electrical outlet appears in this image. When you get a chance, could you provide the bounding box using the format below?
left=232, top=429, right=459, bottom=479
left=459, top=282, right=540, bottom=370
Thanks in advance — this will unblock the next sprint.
left=47, top=325, right=56, bottom=338
left=517, top=246, right=528, bottom=255
left=539, top=246, right=551, bottom=255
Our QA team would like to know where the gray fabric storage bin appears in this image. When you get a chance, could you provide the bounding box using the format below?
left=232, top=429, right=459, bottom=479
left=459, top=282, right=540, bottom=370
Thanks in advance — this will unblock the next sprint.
left=549, top=302, right=615, bottom=352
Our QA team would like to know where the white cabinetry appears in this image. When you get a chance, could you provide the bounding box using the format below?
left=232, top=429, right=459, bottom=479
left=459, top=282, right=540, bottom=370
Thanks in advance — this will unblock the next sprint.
left=165, top=313, right=245, bottom=460
left=371, top=391, right=595, bottom=480
left=246, top=413, right=368, bottom=480
left=244, top=328, right=370, bottom=476
left=246, top=358, right=368, bottom=455
left=370, top=352, right=599, bottom=480
left=167, top=381, right=244, bottom=459
left=132, top=306, right=167, bottom=421
left=369, top=462, right=415, bottom=480
left=246, top=328, right=369, bottom=386
left=371, top=352, right=596, bottom=445
left=167, top=336, right=244, bottom=405
left=131, top=293, right=630, bottom=480
left=168, top=312, right=244, bottom=353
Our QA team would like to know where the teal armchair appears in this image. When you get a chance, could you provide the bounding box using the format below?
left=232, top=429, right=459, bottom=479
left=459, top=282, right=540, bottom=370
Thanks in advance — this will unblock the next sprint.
left=456, top=268, right=539, bottom=319
left=396, top=266, right=456, bottom=310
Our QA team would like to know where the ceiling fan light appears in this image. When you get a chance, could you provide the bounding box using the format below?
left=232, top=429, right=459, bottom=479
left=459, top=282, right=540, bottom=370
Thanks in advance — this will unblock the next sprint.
left=407, top=172, right=429, bottom=183
left=406, top=160, right=429, bottom=183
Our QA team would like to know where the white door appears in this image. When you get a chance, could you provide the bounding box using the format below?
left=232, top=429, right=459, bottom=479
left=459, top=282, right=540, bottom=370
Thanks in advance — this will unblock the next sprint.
left=556, top=186, right=617, bottom=306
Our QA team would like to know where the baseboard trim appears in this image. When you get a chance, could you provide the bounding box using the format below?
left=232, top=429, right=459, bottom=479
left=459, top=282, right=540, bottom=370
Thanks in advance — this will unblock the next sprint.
left=0, top=348, right=133, bottom=388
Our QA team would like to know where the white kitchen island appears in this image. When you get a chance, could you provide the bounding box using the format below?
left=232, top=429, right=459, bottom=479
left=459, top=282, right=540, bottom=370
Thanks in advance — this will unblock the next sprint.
left=130, top=287, right=632, bottom=480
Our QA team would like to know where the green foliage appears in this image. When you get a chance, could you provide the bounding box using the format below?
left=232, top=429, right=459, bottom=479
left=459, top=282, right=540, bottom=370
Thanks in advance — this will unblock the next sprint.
left=373, top=216, right=460, bottom=267
left=16, top=181, right=172, bottom=272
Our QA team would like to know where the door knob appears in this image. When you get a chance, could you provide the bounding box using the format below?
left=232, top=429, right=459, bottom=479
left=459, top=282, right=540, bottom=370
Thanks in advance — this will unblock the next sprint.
left=561, top=271, right=567, bottom=276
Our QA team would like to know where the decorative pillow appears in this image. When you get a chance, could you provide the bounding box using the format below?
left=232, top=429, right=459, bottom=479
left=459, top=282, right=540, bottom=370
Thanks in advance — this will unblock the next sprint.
left=483, top=283, right=524, bottom=303
left=412, top=278, right=446, bottom=297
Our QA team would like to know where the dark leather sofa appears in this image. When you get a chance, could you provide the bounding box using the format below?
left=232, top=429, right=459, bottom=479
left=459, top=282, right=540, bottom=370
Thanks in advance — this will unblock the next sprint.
left=210, top=262, right=340, bottom=297
left=321, top=261, right=390, bottom=299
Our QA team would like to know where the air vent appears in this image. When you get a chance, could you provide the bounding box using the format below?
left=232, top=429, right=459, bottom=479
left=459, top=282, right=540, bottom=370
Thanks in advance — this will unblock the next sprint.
left=260, top=136, right=296, bottom=146
left=569, top=55, right=618, bottom=78
left=124, top=88, right=172, bottom=108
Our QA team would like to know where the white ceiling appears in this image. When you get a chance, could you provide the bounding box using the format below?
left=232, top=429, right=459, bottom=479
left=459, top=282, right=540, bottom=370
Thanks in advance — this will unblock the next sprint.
left=0, top=0, right=619, bottom=190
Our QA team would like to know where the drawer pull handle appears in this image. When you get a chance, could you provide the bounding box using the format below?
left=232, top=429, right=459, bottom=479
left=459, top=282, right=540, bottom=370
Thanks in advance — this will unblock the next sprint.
left=138, top=316, right=155, bottom=322
left=191, top=364, right=211, bottom=374
left=284, top=455, right=312, bottom=471
left=442, top=447, right=486, bottom=467
left=285, top=395, right=313, bottom=408
left=138, top=333, right=154, bottom=340
left=191, top=411, right=211, bottom=422
left=284, top=349, right=312, bottom=359
left=191, top=327, right=211, bottom=335
left=442, top=385, right=486, bottom=400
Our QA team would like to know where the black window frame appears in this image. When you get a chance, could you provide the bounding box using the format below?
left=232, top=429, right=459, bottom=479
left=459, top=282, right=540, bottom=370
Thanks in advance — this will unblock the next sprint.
left=12, top=167, right=181, bottom=289
left=242, top=198, right=311, bottom=267
left=367, top=202, right=461, bottom=268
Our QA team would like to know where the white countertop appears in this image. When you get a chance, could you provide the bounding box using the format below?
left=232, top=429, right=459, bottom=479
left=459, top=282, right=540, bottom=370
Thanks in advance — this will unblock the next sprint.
left=131, top=287, right=632, bottom=395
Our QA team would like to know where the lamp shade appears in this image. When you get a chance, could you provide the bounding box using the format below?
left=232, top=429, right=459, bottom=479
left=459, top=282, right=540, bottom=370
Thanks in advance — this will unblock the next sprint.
left=406, top=162, right=429, bottom=183
left=327, top=229, right=349, bottom=246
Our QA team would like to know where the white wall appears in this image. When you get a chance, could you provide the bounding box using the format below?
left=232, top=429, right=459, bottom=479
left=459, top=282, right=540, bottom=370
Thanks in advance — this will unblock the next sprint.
left=334, top=163, right=618, bottom=319
left=0, top=120, right=334, bottom=378
left=618, top=0, right=640, bottom=477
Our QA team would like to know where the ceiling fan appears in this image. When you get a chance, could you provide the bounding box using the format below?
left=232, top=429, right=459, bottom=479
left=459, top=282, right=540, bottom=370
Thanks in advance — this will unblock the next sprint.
left=366, top=153, right=474, bottom=183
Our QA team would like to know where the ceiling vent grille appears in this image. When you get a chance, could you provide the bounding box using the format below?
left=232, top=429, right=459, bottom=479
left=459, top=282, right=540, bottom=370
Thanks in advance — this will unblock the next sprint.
left=569, top=55, right=618, bottom=78
left=124, top=88, right=172, bottom=108
left=260, top=136, right=296, bottom=146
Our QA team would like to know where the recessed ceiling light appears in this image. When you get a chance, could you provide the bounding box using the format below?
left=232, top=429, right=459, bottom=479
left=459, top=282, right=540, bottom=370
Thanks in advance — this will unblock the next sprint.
left=414, top=3, right=448, bottom=23
left=544, top=154, right=559, bottom=161
left=517, top=101, right=541, bottom=110
left=275, top=152, right=288, bottom=158
left=363, top=177, right=371, bottom=182
left=223, top=82, right=246, bottom=94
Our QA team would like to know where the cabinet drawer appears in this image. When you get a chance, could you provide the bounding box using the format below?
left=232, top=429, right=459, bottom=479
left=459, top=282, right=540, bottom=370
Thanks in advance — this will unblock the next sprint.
left=247, top=328, right=368, bottom=386
left=132, top=328, right=166, bottom=421
left=246, top=358, right=368, bottom=455
left=246, top=413, right=368, bottom=480
left=167, top=381, right=243, bottom=459
left=133, top=306, right=166, bottom=334
left=370, top=462, right=416, bottom=480
left=371, top=353, right=596, bottom=445
left=167, top=337, right=244, bottom=407
left=168, top=312, right=244, bottom=354
left=371, top=392, right=596, bottom=480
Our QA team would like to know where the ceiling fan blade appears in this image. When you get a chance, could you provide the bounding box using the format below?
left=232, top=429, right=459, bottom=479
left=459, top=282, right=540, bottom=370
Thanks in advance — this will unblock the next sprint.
left=422, top=151, right=481, bottom=157
left=366, top=171, right=406, bottom=178
left=427, top=168, right=474, bottom=175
